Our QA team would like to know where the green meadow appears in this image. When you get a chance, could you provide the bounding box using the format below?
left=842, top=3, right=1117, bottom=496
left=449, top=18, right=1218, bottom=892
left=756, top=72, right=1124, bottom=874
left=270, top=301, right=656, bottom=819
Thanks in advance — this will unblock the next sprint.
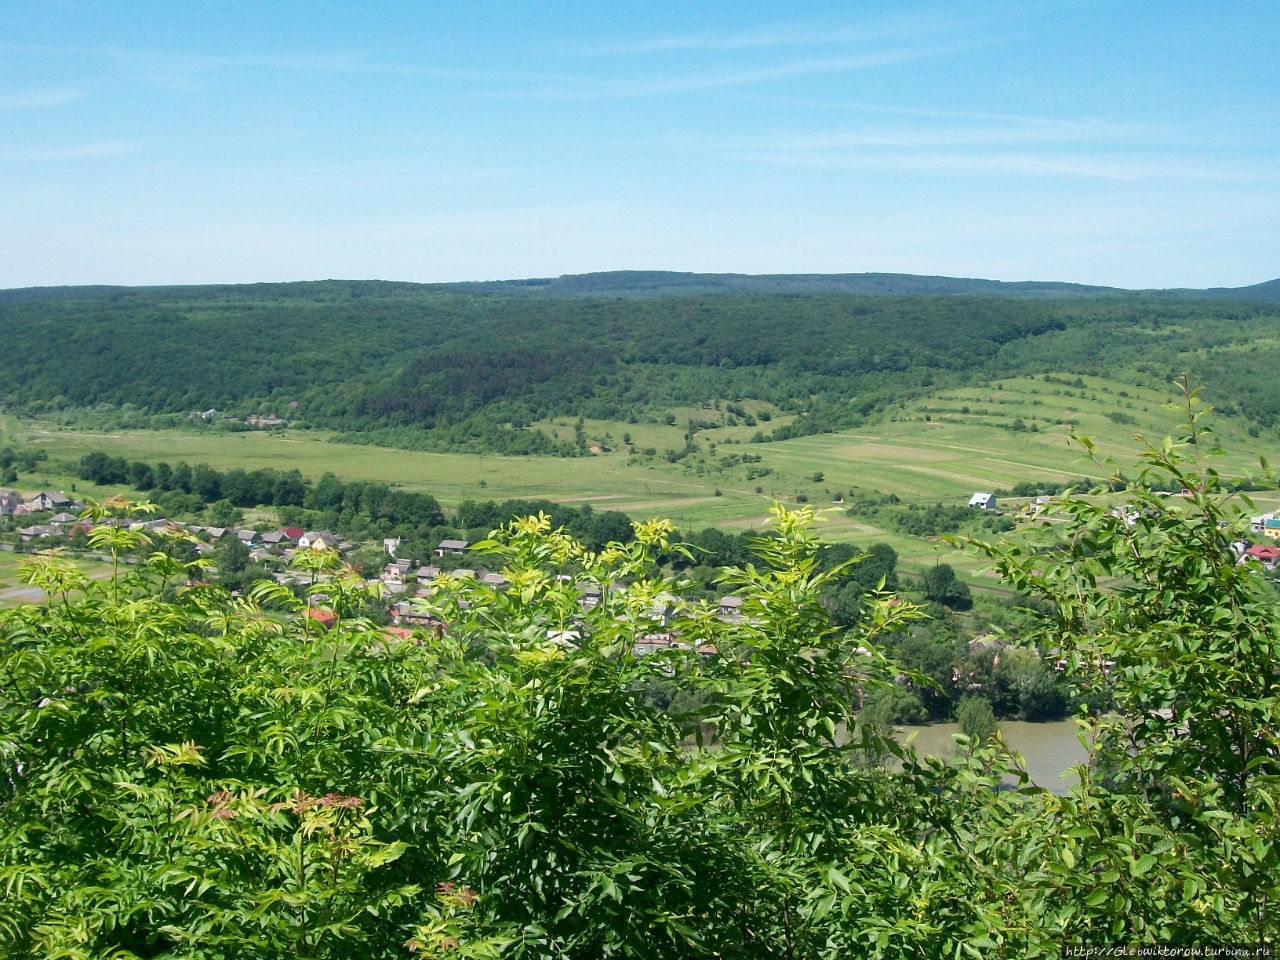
left=0, top=548, right=116, bottom=607
left=7, top=373, right=1275, bottom=580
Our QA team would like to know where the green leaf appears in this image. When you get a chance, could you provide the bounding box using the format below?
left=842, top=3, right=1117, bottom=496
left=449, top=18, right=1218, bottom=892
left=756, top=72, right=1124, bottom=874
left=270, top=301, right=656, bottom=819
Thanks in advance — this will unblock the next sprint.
left=1131, top=854, right=1157, bottom=877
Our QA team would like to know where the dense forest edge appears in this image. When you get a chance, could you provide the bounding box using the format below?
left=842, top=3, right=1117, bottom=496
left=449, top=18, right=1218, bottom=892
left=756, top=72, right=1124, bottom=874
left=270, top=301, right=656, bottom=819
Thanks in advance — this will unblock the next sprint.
left=2, top=389, right=1277, bottom=956
left=2, top=276, right=1280, bottom=455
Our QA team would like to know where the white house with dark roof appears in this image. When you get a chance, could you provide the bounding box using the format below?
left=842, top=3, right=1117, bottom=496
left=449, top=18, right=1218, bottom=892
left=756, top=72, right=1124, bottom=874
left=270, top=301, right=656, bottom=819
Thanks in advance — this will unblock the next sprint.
left=718, top=595, right=744, bottom=621
left=27, top=491, right=74, bottom=512
left=299, top=530, right=339, bottom=550
left=18, top=523, right=59, bottom=542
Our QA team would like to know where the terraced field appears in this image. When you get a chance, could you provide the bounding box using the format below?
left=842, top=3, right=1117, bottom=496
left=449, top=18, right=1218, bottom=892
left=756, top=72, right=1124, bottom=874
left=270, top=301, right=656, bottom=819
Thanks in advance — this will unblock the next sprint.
left=7, top=373, right=1275, bottom=580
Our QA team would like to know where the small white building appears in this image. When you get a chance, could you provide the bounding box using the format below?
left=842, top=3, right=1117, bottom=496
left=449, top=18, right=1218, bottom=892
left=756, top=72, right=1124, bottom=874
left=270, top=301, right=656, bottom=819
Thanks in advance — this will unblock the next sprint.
left=299, top=530, right=339, bottom=550
left=968, top=492, right=997, bottom=510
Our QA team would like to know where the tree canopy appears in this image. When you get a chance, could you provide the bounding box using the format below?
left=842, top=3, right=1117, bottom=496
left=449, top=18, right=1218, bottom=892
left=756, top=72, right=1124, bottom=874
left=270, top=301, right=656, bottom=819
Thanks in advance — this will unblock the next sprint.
left=5, top=281, right=1280, bottom=452
left=2, top=392, right=1278, bottom=956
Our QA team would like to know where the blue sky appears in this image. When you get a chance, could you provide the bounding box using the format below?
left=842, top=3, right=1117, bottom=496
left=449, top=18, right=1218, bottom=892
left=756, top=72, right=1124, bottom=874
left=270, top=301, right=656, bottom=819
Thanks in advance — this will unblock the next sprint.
left=2, top=0, right=1276, bottom=288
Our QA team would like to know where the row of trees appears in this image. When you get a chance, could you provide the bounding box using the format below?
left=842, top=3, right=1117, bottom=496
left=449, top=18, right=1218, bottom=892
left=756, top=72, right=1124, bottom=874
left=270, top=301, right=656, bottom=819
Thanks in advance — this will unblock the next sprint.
left=78, top=452, right=308, bottom=507
left=75, top=454, right=448, bottom=538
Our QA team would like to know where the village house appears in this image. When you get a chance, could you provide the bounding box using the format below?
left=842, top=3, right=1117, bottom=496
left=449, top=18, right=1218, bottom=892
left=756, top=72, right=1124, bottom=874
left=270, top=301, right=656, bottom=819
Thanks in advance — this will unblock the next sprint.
left=304, top=607, right=338, bottom=629
left=382, top=559, right=413, bottom=585
left=133, top=518, right=186, bottom=533
left=968, top=633, right=1007, bottom=655
left=633, top=632, right=674, bottom=656
left=435, top=538, right=469, bottom=557
left=389, top=600, right=443, bottom=629
left=381, top=625, right=417, bottom=644
left=1244, top=544, right=1280, bottom=570
left=18, top=523, right=60, bottom=543
left=27, top=491, right=75, bottom=512
left=718, top=595, right=744, bottom=621
left=298, top=530, right=339, bottom=550
left=968, top=492, right=997, bottom=510
left=578, top=583, right=603, bottom=610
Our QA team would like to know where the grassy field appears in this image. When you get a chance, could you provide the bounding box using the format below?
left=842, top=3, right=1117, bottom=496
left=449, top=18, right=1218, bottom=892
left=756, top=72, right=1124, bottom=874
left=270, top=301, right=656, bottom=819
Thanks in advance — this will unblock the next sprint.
left=5, top=373, right=1275, bottom=581
left=0, top=548, right=117, bottom=607
left=0, top=550, right=25, bottom=590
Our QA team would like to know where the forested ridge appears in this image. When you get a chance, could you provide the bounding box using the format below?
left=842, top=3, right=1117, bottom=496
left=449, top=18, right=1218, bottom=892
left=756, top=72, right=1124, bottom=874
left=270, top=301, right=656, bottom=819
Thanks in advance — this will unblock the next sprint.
left=3, top=276, right=1280, bottom=452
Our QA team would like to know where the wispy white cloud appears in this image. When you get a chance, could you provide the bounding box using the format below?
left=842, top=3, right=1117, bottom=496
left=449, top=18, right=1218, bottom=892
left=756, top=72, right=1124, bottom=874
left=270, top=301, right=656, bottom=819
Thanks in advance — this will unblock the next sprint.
left=0, top=37, right=945, bottom=100
left=0, top=40, right=544, bottom=84
left=566, top=10, right=964, bottom=56
left=0, top=87, right=83, bottom=109
left=0, top=140, right=139, bottom=161
left=487, top=46, right=952, bottom=101
left=751, top=96, right=1151, bottom=131
left=735, top=147, right=1278, bottom=183
left=730, top=118, right=1149, bottom=151
left=677, top=105, right=1269, bottom=183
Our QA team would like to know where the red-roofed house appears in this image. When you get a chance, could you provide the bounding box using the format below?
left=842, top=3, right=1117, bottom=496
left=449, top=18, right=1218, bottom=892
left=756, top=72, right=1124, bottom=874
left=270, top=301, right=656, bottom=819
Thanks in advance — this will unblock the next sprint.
left=1245, top=544, right=1280, bottom=570
left=304, top=607, right=338, bottom=628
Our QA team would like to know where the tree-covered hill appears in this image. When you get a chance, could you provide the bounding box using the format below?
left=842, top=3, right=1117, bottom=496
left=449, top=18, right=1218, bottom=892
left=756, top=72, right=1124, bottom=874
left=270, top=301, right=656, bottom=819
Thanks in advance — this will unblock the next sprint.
left=2, top=276, right=1280, bottom=452
left=7, top=269, right=1279, bottom=304
left=453, top=270, right=1129, bottom=298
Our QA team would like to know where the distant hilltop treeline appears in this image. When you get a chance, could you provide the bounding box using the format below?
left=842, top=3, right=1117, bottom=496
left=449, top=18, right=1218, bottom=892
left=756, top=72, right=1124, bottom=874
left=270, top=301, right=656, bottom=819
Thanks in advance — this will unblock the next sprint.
left=4, top=269, right=1280, bottom=302
left=453, top=270, right=1280, bottom=301
left=1, top=275, right=1279, bottom=453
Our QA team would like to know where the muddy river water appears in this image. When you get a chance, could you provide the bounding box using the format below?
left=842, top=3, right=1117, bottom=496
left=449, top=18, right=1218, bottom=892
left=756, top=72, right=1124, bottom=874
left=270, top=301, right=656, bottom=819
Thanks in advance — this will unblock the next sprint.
left=896, top=719, right=1090, bottom=794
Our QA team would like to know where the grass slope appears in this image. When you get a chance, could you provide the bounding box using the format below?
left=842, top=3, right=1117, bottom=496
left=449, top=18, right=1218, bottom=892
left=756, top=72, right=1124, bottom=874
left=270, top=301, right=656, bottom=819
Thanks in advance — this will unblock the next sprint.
left=10, top=372, right=1276, bottom=582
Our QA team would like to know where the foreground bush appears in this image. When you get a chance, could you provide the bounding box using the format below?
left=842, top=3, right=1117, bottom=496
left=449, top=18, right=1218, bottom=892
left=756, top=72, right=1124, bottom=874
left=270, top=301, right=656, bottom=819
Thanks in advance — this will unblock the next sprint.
left=2, top=389, right=1277, bottom=957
